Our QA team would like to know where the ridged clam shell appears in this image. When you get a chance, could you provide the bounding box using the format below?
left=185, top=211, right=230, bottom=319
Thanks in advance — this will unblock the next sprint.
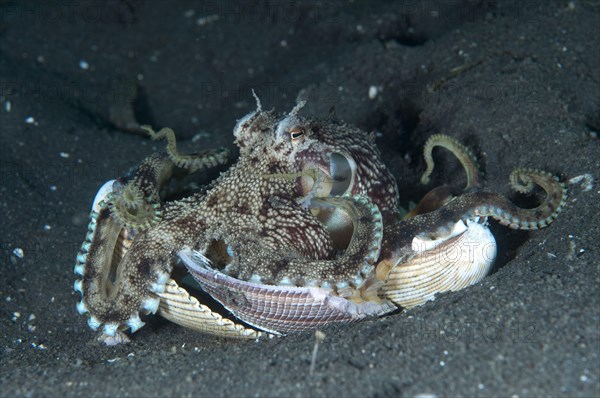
left=157, top=279, right=263, bottom=339
left=381, top=219, right=497, bottom=308
left=179, top=250, right=395, bottom=334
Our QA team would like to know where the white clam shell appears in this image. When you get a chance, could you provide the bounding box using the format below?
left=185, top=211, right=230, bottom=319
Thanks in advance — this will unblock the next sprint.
left=382, top=219, right=497, bottom=308
left=91, top=179, right=115, bottom=213
left=157, top=279, right=263, bottom=339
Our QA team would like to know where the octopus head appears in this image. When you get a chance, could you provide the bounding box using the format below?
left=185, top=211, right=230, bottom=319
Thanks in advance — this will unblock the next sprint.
left=233, top=99, right=399, bottom=219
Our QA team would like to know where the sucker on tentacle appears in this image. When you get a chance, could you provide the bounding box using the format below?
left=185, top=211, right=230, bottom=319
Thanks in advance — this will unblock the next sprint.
left=74, top=129, right=229, bottom=340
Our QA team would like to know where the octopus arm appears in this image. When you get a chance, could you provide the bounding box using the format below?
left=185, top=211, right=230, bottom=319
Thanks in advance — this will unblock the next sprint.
left=75, top=127, right=228, bottom=341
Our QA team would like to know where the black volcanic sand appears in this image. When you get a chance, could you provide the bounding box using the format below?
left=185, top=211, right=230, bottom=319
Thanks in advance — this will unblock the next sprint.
left=1, top=1, right=598, bottom=397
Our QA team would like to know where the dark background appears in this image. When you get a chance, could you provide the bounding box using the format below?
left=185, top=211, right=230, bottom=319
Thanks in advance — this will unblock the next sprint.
left=1, top=1, right=598, bottom=396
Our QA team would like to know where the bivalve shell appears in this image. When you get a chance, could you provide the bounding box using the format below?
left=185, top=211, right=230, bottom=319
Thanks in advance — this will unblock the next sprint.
left=158, top=279, right=263, bottom=339
left=179, top=249, right=396, bottom=334
left=380, top=219, right=497, bottom=308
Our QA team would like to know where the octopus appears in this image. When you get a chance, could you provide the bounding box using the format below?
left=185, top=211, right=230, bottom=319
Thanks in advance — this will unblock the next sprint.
left=73, top=97, right=567, bottom=343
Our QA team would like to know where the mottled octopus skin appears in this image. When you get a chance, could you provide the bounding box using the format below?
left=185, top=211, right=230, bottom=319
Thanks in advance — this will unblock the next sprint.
left=179, top=195, right=394, bottom=334
left=74, top=102, right=399, bottom=338
left=74, top=99, right=567, bottom=340
left=190, top=136, right=568, bottom=327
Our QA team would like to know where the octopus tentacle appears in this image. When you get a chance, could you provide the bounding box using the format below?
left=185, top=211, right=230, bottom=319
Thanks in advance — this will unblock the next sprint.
left=180, top=195, right=393, bottom=334
left=403, top=168, right=566, bottom=232
left=412, top=137, right=566, bottom=230
left=77, top=208, right=175, bottom=337
left=142, top=125, right=228, bottom=172
left=430, top=168, right=566, bottom=232
left=107, top=153, right=169, bottom=231
left=384, top=168, right=566, bottom=255
left=420, top=134, right=480, bottom=190
left=379, top=169, right=566, bottom=307
left=298, top=195, right=384, bottom=295
left=207, top=193, right=382, bottom=289
left=480, top=168, right=567, bottom=230
left=215, top=194, right=384, bottom=296
left=74, top=184, right=158, bottom=338
left=406, top=134, right=481, bottom=218
left=75, top=127, right=229, bottom=340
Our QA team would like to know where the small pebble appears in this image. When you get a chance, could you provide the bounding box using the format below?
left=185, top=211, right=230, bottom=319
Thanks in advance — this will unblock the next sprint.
left=79, top=60, right=89, bottom=70
left=25, top=116, right=35, bottom=124
left=196, top=15, right=219, bottom=26
left=59, top=152, right=70, bottom=158
left=5, top=100, right=11, bottom=112
left=13, top=248, right=24, bottom=258
left=43, top=224, right=51, bottom=231
left=368, top=85, right=378, bottom=99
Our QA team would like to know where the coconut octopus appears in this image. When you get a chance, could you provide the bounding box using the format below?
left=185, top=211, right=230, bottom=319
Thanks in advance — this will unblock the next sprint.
left=73, top=98, right=567, bottom=344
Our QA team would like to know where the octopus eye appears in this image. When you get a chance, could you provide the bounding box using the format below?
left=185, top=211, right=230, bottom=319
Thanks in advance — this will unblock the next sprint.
left=289, top=126, right=304, bottom=142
